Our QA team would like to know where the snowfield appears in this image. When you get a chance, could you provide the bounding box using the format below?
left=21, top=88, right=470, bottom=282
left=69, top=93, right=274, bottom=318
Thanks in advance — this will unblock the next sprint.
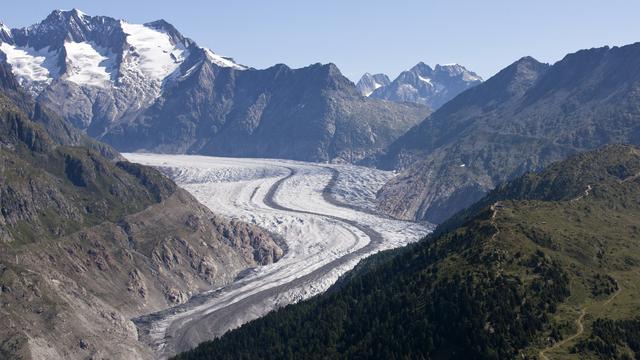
left=0, top=43, right=59, bottom=93
left=124, top=154, right=432, bottom=359
left=63, top=41, right=115, bottom=87
left=120, top=21, right=188, bottom=81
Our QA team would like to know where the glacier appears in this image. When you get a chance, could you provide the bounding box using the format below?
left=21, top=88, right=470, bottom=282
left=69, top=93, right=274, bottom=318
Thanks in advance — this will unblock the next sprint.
left=125, top=154, right=432, bottom=359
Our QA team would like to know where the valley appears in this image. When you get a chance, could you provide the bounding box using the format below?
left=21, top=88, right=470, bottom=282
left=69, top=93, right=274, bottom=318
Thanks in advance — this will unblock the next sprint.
left=125, top=154, right=432, bottom=359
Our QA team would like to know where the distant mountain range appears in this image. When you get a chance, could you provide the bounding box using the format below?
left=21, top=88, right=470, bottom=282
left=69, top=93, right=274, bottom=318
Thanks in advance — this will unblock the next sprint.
left=356, top=62, right=482, bottom=109
left=377, top=43, right=640, bottom=223
left=0, top=10, right=430, bottom=163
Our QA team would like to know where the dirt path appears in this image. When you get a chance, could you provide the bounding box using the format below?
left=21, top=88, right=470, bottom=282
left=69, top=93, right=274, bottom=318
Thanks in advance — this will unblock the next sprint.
left=539, top=308, right=586, bottom=360
left=538, top=280, right=621, bottom=360
left=570, top=184, right=592, bottom=202
left=489, top=202, right=501, bottom=240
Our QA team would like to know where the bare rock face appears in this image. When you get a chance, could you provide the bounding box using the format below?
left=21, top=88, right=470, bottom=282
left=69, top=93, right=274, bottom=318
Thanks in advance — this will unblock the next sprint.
left=378, top=45, right=640, bottom=223
left=213, top=219, right=285, bottom=265
left=0, top=85, right=282, bottom=359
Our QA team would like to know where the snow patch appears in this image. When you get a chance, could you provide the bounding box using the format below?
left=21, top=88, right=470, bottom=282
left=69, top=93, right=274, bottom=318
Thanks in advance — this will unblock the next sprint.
left=418, top=75, right=433, bottom=85
left=120, top=21, right=188, bottom=81
left=363, top=82, right=384, bottom=96
left=0, top=43, right=59, bottom=93
left=63, top=42, right=115, bottom=87
left=204, top=48, right=247, bottom=70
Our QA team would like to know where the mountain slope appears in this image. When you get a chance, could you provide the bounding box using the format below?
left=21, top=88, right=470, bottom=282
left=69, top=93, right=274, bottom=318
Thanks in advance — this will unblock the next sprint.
left=101, top=62, right=429, bottom=162
left=0, top=56, right=120, bottom=160
left=0, top=9, right=245, bottom=135
left=378, top=43, right=640, bottom=223
left=369, top=62, right=482, bottom=109
left=0, top=10, right=429, bottom=163
left=172, top=144, right=640, bottom=360
left=0, top=85, right=282, bottom=359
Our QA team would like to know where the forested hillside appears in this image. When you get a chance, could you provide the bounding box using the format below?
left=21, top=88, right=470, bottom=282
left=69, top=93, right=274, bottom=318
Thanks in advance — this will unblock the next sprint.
left=175, top=145, right=640, bottom=360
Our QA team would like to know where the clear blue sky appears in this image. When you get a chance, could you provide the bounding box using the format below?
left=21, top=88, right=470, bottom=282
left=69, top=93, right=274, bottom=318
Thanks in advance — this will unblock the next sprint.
left=2, top=0, right=640, bottom=81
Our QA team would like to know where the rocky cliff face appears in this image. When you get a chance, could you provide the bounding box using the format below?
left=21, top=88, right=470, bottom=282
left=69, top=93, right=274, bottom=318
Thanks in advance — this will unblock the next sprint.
left=0, top=87, right=282, bottom=359
left=378, top=43, right=640, bottom=223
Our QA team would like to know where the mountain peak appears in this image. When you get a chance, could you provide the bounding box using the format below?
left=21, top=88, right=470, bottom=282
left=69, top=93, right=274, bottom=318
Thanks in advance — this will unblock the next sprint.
left=43, top=8, right=91, bottom=26
left=369, top=61, right=482, bottom=109
left=410, top=61, right=434, bottom=74
left=483, top=56, right=548, bottom=98
left=356, top=72, right=390, bottom=96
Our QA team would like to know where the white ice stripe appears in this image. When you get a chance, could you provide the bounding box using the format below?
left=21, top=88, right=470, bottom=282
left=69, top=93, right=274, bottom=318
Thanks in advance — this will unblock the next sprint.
left=63, top=42, right=115, bottom=87
left=0, top=23, right=11, bottom=37
left=120, top=21, right=187, bottom=80
left=418, top=75, right=433, bottom=85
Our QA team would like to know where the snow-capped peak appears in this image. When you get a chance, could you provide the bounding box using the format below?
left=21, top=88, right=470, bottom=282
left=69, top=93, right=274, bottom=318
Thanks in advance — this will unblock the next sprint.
left=71, top=8, right=87, bottom=18
left=203, top=48, right=247, bottom=70
left=367, top=62, right=482, bottom=109
left=356, top=72, right=390, bottom=96
left=434, top=63, right=483, bottom=82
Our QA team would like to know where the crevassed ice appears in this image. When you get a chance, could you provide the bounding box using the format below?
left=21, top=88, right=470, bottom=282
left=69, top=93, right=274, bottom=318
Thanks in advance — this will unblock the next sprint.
left=0, top=43, right=59, bottom=85
left=120, top=21, right=188, bottom=81
left=64, top=41, right=115, bottom=87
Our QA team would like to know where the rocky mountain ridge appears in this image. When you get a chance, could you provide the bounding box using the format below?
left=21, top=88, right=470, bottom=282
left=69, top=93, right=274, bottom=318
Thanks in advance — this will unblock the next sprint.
left=0, top=10, right=430, bottom=163
left=377, top=43, right=640, bottom=223
left=362, top=62, right=482, bottom=109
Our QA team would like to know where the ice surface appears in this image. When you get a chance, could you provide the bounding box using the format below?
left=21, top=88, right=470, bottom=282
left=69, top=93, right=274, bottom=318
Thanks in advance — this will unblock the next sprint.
left=63, top=42, right=115, bottom=87
left=0, top=43, right=59, bottom=93
left=120, top=21, right=188, bottom=81
left=125, top=154, right=432, bottom=357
